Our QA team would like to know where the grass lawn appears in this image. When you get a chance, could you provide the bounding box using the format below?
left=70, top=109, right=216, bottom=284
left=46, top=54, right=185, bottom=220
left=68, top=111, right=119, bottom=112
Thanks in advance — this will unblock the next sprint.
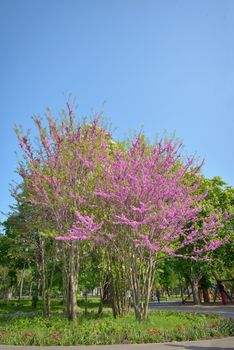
left=0, top=298, right=233, bottom=345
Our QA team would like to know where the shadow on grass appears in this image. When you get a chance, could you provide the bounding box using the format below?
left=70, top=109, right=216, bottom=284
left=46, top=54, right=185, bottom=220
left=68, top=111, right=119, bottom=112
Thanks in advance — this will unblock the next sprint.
left=0, top=297, right=107, bottom=317
left=0, top=309, right=112, bottom=326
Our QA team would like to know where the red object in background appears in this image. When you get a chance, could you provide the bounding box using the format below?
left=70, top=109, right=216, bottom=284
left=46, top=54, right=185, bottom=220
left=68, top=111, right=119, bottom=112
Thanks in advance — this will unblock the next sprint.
left=221, top=291, right=227, bottom=305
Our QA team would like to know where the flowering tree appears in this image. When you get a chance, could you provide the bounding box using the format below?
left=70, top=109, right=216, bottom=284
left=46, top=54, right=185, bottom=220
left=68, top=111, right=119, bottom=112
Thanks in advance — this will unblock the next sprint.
left=68, top=136, right=226, bottom=320
left=16, top=105, right=228, bottom=321
left=16, top=105, right=112, bottom=320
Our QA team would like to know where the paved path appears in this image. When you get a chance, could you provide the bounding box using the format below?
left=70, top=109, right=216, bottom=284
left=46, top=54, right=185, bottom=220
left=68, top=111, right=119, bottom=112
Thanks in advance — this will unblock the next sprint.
left=149, top=302, right=234, bottom=319
left=0, top=337, right=234, bottom=350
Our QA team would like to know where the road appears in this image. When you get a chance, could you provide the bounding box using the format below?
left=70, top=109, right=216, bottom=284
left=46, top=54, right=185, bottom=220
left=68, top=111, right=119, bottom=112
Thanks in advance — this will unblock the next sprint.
left=149, top=301, right=234, bottom=319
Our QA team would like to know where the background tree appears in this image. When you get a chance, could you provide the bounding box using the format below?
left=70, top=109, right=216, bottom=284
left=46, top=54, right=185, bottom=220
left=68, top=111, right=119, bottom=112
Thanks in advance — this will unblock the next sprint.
left=172, top=176, right=234, bottom=304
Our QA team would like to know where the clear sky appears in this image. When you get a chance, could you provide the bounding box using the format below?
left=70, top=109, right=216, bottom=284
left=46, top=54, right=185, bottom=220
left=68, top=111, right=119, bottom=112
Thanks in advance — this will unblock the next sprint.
left=1, top=0, right=234, bottom=222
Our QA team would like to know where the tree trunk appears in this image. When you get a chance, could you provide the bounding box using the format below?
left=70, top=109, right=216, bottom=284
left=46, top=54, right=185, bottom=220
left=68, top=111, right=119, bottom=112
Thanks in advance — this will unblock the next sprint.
left=110, top=275, right=117, bottom=318
left=143, top=260, right=154, bottom=319
left=179, top=274, right=184, bottom=302
left=66, top=241, right=79, bottom=321
left=45, top=241, right=57, bottom=316
left=17, top=267, right=25, bottom=306
left=68, top=271, right=77, bottom=320
left=40, top=237, right=49, bottom=317
left=203, top=288, right=210, bottom=303
left=19, top=268, right=25, bottom=302
left=84, top=291, right=88, bottom=315
left=107, top=256, right=129, bottom=318
left=29, top=281, right=33, bottom=297
left=62, top=250, right=68, bottom=315
left=191, top=278, right=200, bottom=305
left=98, top=284, right=104, bottom=315
left=130, top=254, right=155, bottom=321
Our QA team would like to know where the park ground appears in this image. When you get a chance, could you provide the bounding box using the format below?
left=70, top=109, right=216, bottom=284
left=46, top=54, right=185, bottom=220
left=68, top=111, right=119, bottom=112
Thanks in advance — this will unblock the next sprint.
left=0, top=298, right=234, bottom=347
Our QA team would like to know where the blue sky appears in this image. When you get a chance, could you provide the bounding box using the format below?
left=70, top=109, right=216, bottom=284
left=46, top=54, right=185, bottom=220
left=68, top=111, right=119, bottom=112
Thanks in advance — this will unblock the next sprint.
left=1, top=0, right=234, bottom=221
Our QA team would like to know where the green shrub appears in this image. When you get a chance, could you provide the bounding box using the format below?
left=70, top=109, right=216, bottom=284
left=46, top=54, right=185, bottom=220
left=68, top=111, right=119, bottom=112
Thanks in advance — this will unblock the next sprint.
left=0, top=311, right=233, bottom=345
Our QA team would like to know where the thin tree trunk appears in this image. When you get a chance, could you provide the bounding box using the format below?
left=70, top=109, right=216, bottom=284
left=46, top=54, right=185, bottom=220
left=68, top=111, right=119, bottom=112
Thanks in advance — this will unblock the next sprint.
left=67, top=242, right=79, bottom=321
left=131, top=255, right=144, bottom=321
left=62, top=248, right=68, bottom=315
left=45, top=241, right=57, bottom=316
left=110, top=275, right=117, bottom=318
left=19, top=268, right=25, bottom=303
left=40, top=237, right=48, bottom=317
left=68, top=271, right=77, bottom=320
left=191, top=278, right=200, bottom=305
left=98, top=284, right=104, bottom=314
left=84, top=291, right=88, bottom=315
left=143, top=259, right=154, bottom=319
left=179, top=274, right=184, bottom=302
left=29, top=281, right=33, bottom=297
left=17, top=267, right=25, bottom=307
